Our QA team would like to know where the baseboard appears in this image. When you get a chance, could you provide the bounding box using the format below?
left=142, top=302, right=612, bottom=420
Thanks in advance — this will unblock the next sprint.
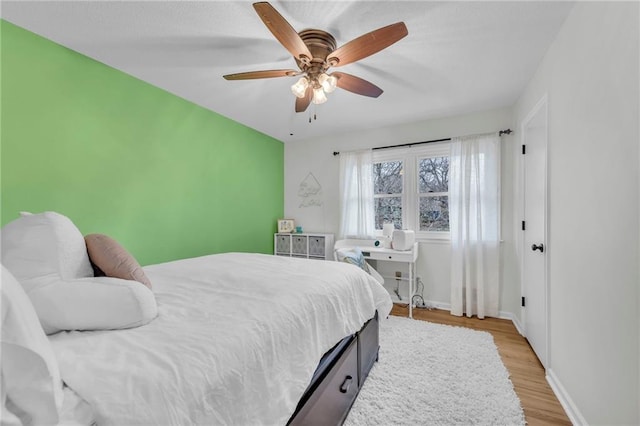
left=424, top=301, right=524, bottom=335
left=546, top=368, right=586, bottom=426
left=423, top=300, right=451, bottom=311
left=498, top=311, right=525, bottom=336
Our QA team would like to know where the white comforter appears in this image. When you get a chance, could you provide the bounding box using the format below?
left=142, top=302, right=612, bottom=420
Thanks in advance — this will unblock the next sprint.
left=49, top=253, right=392, bottom=426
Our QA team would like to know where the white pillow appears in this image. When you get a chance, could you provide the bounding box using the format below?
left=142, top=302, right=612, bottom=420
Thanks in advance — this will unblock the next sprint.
left=31, top=277, right=158, bottom=334
left=1, top=265, right=63, bottom=425
left=1, top=211, right=93, bottom=292
left=1, top=211, right=158, bottom=334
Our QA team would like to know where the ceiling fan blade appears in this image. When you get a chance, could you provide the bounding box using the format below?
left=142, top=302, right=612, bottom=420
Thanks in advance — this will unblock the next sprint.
left=333, top=72, right=383, bottom=98
left=327, top=22, right=408, bottom=67
left=223, top=69, right=299, bottom=80
left=253, top=2, right=312, bottom=63
left=295, top=86, right=312, bottom=113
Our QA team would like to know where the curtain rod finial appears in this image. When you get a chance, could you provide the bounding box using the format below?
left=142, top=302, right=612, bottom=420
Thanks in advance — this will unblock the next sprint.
left=333, top=151, right=340, bottom=156
left=499, top=129, right=513, bottom=136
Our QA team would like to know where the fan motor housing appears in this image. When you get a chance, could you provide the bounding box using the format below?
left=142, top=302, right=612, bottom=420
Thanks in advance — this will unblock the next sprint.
left=297, top=29, right=337, bottom=69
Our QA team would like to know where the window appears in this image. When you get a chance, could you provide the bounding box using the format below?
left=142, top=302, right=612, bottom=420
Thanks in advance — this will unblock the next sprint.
left=418, top=156, right=449, bottom=231
left=373, top=160, right=403, bottom=229
left=373, top=143, right=450, bottom=239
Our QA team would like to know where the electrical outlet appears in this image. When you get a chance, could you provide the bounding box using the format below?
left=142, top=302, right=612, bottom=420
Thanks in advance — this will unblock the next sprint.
left=395, top=271, right=402, bottom=278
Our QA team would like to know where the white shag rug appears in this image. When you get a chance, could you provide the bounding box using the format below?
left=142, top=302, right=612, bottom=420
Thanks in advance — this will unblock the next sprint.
left=344, top=316, right=525, bottom=426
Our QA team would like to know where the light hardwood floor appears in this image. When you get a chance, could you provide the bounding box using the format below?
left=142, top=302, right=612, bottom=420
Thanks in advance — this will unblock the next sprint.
left=390, top=305, right=572, bottom=425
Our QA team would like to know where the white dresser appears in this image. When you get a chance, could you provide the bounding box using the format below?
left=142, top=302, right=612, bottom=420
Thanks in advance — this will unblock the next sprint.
left=274, top=233, right=334, bottom=260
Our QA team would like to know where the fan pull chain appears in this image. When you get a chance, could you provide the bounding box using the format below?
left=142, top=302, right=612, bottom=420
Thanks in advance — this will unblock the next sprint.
left=307, top=107, right=318, bottom=124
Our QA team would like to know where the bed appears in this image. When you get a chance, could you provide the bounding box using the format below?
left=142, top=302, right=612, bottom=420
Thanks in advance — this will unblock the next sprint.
left=1, top=212, right=392, bottom=425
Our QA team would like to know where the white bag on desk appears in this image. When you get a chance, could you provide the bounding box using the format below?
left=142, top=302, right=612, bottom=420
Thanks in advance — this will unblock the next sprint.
left=392, top=230, right=415, bottom=251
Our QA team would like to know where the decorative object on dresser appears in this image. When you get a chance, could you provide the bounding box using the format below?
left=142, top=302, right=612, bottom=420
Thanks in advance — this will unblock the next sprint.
left=391, top=229, right=415, bottom=251
left=277, top=218, right=295, bottom=233
left=275, top=233, right=335, bottom=260
left=379, top=223, right=394, bottom=248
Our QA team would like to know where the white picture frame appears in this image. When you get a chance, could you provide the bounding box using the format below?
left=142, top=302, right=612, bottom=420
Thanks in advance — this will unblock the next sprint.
left=277, top=219, right=295, bottom=233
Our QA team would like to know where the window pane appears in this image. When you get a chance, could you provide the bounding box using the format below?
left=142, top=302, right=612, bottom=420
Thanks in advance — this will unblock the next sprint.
left=419, top=196, right=449, bottom=231
left=373, top=161, right=403, bottom=194
left=418, top=157, right=449, bottom=193
left=375, top=197, right=402, bottom=230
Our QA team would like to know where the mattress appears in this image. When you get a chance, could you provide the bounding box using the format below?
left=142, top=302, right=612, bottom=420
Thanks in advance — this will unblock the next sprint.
left=48, top=253, right=392, bottom=425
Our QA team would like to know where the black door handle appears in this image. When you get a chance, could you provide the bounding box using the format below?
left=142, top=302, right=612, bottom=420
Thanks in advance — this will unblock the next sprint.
left=339, top=375, right=353, bottom=393
left=531, top=243, right=544, bottom=253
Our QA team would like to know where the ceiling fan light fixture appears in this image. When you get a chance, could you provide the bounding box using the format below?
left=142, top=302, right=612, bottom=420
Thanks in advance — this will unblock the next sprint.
left=227, top=3, right=408, bottom=113
left=319, top=73, right=337, bottom=93
left=312, top=87, right=328, bottom=105
left=291, top=77, right=309, bottom=98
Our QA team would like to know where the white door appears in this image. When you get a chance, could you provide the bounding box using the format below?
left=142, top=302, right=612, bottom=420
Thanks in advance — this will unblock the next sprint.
left=521, top=96, right=548, bottom=368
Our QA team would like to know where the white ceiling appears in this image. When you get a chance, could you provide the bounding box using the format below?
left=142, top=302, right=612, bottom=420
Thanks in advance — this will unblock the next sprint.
left=2, top=1, right=574, bottom=143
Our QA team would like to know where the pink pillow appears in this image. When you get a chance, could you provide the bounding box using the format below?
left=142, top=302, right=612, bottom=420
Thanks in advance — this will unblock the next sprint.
left=84, top=234, right=152, bottom=289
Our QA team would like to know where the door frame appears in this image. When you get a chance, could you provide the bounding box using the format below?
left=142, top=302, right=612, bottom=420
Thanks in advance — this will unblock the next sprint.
left=519, top=93, right=550, bottom=368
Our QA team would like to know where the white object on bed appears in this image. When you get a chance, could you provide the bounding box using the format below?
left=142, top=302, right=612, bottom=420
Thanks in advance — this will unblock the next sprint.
left=28, top=276, right=158, bottom=335
left=1, top=212, right=94, bottom=287
left=49, top=252, right=392, bottom=426
left=1, top=211, right=157, bottom=334
left=1, top=265, right=63, bottom=425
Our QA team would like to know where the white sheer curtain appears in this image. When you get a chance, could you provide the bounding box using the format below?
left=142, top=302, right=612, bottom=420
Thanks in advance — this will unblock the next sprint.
left=449, top=133, right=500, bottom=318
left=339, top=149, right=375, bottom=239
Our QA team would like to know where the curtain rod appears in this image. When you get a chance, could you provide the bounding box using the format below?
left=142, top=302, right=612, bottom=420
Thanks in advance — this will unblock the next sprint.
left=332, top=128, right=512, bottom=156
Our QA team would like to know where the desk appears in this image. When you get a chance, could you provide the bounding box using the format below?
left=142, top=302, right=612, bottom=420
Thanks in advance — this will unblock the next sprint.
left=335, top=240, right=419, bottom=318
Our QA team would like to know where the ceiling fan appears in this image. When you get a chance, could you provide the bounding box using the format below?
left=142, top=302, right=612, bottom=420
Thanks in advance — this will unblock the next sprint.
left=223, top=2, right=408, bottom=113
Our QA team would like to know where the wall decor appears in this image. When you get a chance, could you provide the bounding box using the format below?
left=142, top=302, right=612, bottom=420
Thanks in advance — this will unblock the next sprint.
left=298, top=172, right=323, bottom=208
left=277, top=219, right=295, bottom=233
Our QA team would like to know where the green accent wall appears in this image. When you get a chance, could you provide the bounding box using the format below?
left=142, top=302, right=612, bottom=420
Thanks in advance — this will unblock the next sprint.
left=1, top=20, right=284, bottom=265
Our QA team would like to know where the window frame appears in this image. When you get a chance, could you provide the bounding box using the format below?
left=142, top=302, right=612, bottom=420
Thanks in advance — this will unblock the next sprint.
left=372, top=156, right=405, bottom=231
left=372, top=142, right=451, bottom=241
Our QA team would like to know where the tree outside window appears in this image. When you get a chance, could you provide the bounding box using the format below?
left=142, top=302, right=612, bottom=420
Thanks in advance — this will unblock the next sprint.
left=373, top=161, right=403, bottom=230
left=372, top=144, right=451, bottom=238
left=418, top=157, right=449, bottom=231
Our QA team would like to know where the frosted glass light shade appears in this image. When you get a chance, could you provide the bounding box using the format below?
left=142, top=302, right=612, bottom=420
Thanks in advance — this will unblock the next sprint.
left=319, top=73, right=337, bottom=93
left=291, top=77, right=309, bottom=98
left=312, top=87, right=327, bottom=104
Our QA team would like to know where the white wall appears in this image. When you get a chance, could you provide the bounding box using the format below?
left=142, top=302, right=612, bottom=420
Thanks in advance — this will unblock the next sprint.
left=514, top=2, right=639, bottom=424
left=286, top=2, right=640, bottom=423
left=284, top=107, right=520, bottom=317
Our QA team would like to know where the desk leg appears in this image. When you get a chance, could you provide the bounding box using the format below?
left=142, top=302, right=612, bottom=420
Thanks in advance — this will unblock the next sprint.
left=409, top=261, right=413, bottom=319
